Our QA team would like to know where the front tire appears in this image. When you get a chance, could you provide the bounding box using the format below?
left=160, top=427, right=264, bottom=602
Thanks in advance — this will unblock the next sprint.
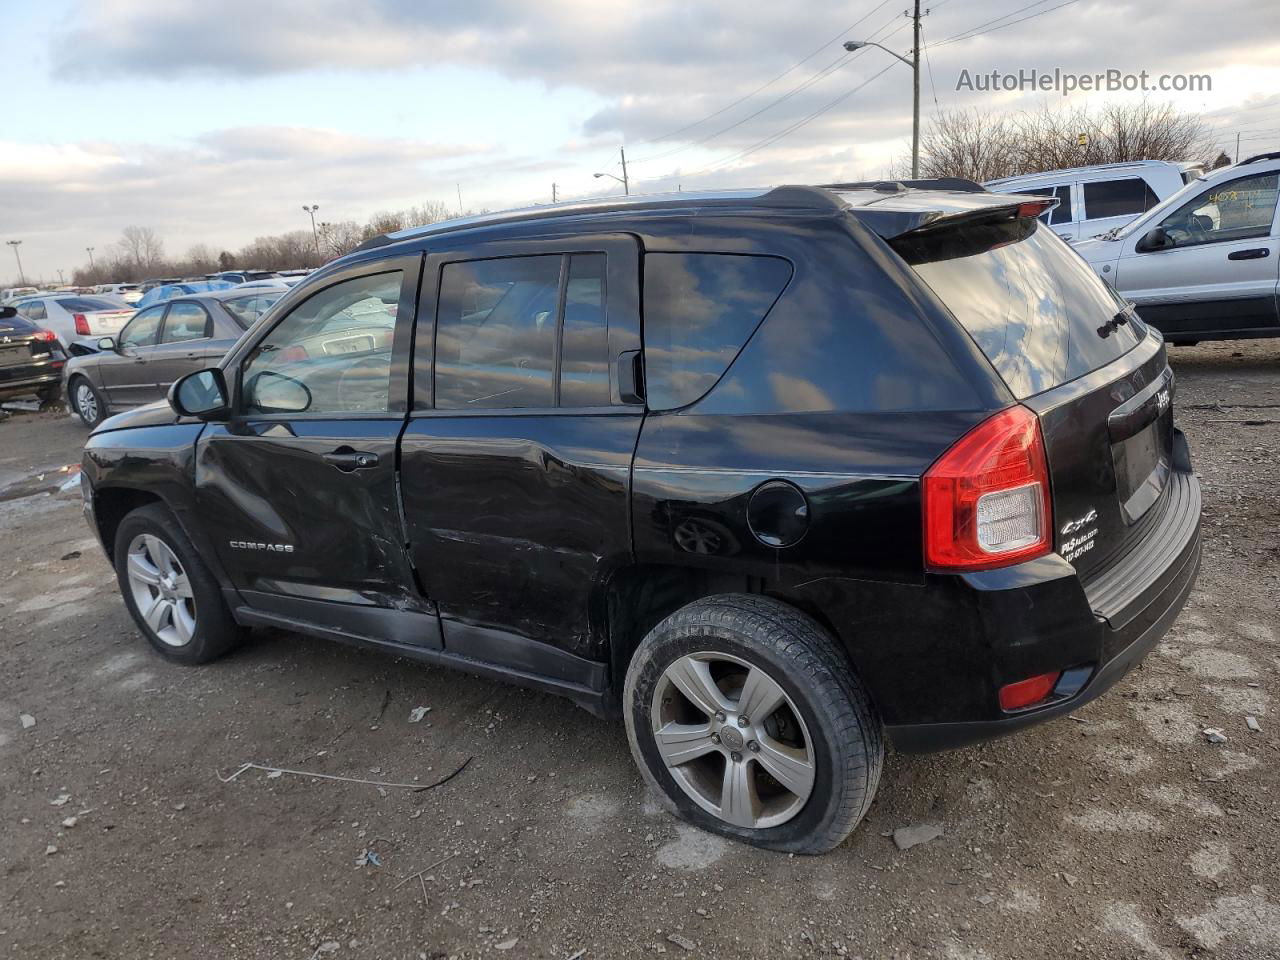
left=70, top=376, right=107, bottom=428
left=113, top=503, right=245, bottom=664
left=623, top=595, right=883, bottom=854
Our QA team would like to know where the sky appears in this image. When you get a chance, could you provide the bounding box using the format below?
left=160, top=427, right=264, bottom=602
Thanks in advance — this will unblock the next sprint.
left=3, top=0, right=1279, bottom=283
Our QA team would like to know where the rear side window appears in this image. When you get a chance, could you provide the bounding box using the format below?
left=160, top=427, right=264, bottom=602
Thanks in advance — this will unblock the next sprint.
left=642, top=253, right=792, bottom=410
left=162, top=302, right=211, bottom=342
left=1082, top=178, right=1159, bottom=220
left=901, top=220, right=1144, bottom=399
left=1021, top=186, right=1073, bottom=225
left=54, top=297, right=125, bottom=312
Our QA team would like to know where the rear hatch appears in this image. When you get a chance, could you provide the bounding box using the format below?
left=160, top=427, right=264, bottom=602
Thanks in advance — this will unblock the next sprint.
left=879, top=197, right=1175, bottom=584
left=0, top=317, right=62, bottom=385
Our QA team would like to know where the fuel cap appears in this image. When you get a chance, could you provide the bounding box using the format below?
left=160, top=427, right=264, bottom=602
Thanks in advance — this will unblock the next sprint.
left=747, top=480, right=809, bottom=548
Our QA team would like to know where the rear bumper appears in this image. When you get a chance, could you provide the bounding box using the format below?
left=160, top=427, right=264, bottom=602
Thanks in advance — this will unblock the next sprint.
left=0, top=369, right=62, bottom=401
left=881, top=468, right=1201, bottom=753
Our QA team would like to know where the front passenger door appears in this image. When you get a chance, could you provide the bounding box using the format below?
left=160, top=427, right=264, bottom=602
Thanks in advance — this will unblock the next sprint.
left=193, top=256, right=441, bottom=647
left=1115, top=171, right=1280, bottom=338
left=99, top=304, right=165, bottom=406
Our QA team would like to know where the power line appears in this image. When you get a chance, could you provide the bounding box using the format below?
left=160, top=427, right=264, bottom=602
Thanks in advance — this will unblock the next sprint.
left=920, top=21, right=941, bottom=113
left=935, top=0, right=1083, bottom=47
left=634, top=0, right=898, bottom=147
left=630, top=6, right=906, bottom=165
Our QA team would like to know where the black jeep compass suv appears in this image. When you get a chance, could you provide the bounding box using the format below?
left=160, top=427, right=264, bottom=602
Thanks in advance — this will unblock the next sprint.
left=81, top=184, right=1201, bottom=853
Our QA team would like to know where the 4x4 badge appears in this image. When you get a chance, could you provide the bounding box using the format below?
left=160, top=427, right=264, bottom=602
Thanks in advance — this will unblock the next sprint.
left=1060, top=509, right=1098, bottom=537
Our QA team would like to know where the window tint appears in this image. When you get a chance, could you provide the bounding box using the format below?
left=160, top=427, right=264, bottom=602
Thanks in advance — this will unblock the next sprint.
left=434, top=256, right=560, bottom=409
left=242, top=271, right=401, bottom=415
left=162, top=302, right=211, bottom=343
left=54, top=296, right=126, bottom=312
left=902, top=220, right=1143, bottom=399
left=1082, top=178, right=1160, bottom=220
left=559, top=254, right=611, bottom=406
left=1156, top=172, right=1279, bottom=248
left=642, top=253, right=793, bottom=410
left=1022, top=186, right=1073, bottom=225
left=119, top=305, right=165, bottom=348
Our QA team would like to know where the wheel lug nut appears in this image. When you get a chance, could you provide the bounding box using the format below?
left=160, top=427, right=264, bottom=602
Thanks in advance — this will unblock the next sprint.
left=748, top=740, right=760, bottom=752
left=737, top=716, right=749, bottom=727
left=731, top=751, right=743, bottom=762
left=711, top=733, right=721, bottom=744
left=714, top=712, right=726, bottom=723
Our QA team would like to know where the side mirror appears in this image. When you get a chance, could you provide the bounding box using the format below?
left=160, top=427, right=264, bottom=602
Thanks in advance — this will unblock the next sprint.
left=97, top=337, right=116, bottom=351
left=244, top=370, right=312, bottom=414
left=1135, top=227, right=1174, bottom=253
left=169, top=368, right=230, bottom=421
left=0, top=306, right=16, bottom=320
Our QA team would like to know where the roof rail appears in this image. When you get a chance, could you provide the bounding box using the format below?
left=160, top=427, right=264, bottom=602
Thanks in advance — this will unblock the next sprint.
left=821, top=177, right=986, bottom=193
left=1240, top=151, right=1280, bottom=166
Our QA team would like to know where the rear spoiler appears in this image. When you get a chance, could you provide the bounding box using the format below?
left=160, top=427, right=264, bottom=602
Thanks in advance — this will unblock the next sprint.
left=820, top=177, right=986, bottom=193
left=847, top=194, right=1057, bottom=242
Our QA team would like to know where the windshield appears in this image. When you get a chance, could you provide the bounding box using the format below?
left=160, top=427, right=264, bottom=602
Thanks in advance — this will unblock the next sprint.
left=898, top=218, right=1145, bottom=399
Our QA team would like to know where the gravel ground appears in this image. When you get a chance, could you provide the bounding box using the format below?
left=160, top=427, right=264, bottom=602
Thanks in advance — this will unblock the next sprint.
left=0, top=338, right=1277, bottom=960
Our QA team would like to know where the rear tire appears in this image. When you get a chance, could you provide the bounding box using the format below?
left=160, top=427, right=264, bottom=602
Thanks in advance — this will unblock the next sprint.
left=113, top=503, right=245, bottom=664
left=70, top=376, right=107, bottom=428
left=623, top=594, right=883, bottom=854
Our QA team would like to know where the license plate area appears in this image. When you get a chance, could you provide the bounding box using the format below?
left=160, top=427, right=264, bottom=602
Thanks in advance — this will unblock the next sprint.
left=1112, top=415, right=1172, bottom=524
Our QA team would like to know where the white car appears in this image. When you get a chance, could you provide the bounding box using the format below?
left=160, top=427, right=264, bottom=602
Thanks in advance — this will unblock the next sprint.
left=1, top=286, right=41, bottom=304
left=1073, top=152, right=1280, bottom=343
left=93, top=283, right=144, bottom=305
left=986, top=160, right=1201, bottom=243
left=12, top=293, right=136, bottom=349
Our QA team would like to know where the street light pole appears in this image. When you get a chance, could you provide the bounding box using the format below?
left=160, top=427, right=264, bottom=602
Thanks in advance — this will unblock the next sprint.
left=6, top=240, right=25, bottom=285
left=844, top=0, right=923, bottom=179
left=86, top=246, right=96, bottom=270
left=592, top=148, right=631, bottom=196
left=302, top=205, right=320, bottom=265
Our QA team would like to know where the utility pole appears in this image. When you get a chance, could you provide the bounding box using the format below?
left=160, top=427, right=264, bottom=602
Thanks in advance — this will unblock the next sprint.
left=57, top=269, right=65, bottom=285
left=86, top=246, right=95, bottom=269
left=552, top=182, right=558, bottom=203
left=620, top=146, right=630, bottom=196
left=302, top=205, right=320, bottom=265
left=1236, top=132, right=1241, bottom=163
left=6, top=240, right=25, bottom=285
left=910, top=0, right=922, bottom=179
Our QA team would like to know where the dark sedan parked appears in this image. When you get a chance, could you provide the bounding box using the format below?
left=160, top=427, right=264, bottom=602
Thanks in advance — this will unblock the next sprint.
left=0, top=306, right=66, bottom=405
left=63, top=288, right=280, bottom=427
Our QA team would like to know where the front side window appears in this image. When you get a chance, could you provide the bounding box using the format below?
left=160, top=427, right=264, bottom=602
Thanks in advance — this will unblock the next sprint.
left=1156, top=172, right=1279, bottom=248
left=241, top=271, right=401, bottom=416
left=162, top=302, right=211, bottom=343
left=642, top=253, right=793, bottom=410
left=1082, top=178, right=1160, bottom=221
left=119, top=305, right=165, bottom=347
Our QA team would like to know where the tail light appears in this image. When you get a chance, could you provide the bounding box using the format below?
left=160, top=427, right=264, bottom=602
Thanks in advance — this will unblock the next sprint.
left=923, top=405, right=1052, bottom=571
left=73, top=313, right=90, bottom=335
left=280, top=345, right=309, bottom=363
left=33, top=329, right=57, bottom=342
left=999, top=671, right=1061, bottom=711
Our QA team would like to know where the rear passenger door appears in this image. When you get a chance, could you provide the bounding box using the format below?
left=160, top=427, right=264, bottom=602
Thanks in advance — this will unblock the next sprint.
left=148, top=300, right=218, bottom=400
left=1079, top=177, right=1160, bottom=240
left=399, top=236, right=643, bottom=679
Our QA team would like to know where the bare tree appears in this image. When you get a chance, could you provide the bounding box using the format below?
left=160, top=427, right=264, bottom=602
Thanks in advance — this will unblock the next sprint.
left=117, top=225, right=165, bottom=272
left=912, top=101, right=1213, bottom=182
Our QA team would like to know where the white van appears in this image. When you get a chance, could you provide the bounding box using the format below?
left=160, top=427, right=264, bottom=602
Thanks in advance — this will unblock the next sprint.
left=1074, top=152, right=1280, bottom=343
left=985, top=160, right=1202, bottom=243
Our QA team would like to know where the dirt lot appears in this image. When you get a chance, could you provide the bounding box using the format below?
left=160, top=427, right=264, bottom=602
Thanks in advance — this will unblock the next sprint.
left=1, top=340, right=1278, bottom=960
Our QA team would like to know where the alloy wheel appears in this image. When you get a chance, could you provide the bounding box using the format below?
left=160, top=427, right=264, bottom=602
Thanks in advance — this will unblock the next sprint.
left=125, top=534, right=197, bottom=647
left=75, top=383, right=98, bottom=423
left=650, top=651, right=815, bottom=829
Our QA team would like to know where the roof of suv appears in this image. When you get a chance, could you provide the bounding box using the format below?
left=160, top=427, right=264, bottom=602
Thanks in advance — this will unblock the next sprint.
left=357, top=182, right=1036, bottom=254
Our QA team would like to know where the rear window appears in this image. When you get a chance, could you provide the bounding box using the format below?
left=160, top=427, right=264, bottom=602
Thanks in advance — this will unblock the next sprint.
left=642, top=253, right=792, bottom=410
left=54, top=296, right=126, bottom=312
left=899, top=219, right=1144, bottom=399
left=1082, top=178, right=1160, bottom=220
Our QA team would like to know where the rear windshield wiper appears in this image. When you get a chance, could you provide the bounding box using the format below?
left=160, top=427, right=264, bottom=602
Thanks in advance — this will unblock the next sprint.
left=1097, top=302, right=1137, bottom=339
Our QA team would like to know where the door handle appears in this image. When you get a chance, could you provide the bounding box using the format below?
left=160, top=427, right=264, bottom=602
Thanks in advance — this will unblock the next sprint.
left=323, top=448, right=380, bottom=472
left=1227, top=248, right=1270, bottom=260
